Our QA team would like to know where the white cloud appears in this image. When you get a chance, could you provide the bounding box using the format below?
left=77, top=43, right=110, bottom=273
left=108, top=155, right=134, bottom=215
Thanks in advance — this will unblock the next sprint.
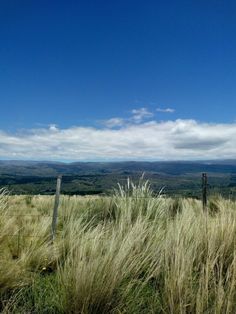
left=0, top=119, right=236, bottom=161
left=156, top=107, right=175, bottom=113
left=103, top=118, right=125, bottom=128
left=131, top=107, right=154, bottom=123
left=103, top=107, right=153, bottom=128
left=49, top=124, right=59, bottom=132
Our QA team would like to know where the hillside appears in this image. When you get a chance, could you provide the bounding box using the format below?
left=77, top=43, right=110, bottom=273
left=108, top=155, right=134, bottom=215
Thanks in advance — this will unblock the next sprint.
left=1, top=160, right=236, bottom=197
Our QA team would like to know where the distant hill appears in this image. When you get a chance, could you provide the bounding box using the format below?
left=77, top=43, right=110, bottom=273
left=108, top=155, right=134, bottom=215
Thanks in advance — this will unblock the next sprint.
left=1, top=160, right=236, bottom=196
left=1, top=160, right=236, bottom=176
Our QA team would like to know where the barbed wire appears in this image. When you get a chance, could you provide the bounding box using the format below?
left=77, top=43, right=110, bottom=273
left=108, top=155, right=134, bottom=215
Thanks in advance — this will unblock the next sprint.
left=0, top=234, right=49, bottom=238
left=1, top=214, right=53, bottom=217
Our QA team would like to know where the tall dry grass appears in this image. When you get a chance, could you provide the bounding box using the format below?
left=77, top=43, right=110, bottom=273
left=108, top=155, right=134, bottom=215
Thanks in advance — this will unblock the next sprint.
left=1, top=181, right=236, bottom=313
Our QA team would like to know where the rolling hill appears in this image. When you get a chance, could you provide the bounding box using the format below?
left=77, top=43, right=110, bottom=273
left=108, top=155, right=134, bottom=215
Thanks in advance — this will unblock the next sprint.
left=1, top=160, right=236, bottom=196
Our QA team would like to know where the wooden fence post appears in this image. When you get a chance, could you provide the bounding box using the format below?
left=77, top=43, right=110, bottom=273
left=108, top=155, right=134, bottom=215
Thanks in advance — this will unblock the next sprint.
left=51, top=175, right=62, bottom=243
left=202, top=173, right=207, bottom=211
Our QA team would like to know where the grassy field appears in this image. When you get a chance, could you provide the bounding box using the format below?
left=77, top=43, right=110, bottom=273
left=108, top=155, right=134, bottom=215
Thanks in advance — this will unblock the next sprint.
left=1, top=180, right=236, bottom=313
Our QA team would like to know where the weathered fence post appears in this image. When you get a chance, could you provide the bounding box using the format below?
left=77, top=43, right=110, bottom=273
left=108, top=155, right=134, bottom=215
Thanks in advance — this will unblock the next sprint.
left=51, top=175, right=62, bottom=243
left=202, top=173, right=208, bottom=211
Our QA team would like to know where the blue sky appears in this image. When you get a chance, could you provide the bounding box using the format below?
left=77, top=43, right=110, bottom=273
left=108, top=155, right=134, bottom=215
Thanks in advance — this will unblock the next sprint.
left=0, top=0, right=236, bottom=161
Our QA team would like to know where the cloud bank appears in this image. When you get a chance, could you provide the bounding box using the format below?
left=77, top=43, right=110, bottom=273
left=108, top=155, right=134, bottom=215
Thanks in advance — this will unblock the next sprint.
left=0, top=118, right=235, bottom=161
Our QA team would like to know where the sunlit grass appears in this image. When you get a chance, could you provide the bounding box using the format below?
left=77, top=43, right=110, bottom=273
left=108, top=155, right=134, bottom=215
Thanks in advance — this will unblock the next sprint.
left=1, top=181, right=236, bottom=313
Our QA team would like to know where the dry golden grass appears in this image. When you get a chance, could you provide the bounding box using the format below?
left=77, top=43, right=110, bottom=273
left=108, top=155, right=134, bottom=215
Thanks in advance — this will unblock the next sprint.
left=1, top=182, right=236, bottom=313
